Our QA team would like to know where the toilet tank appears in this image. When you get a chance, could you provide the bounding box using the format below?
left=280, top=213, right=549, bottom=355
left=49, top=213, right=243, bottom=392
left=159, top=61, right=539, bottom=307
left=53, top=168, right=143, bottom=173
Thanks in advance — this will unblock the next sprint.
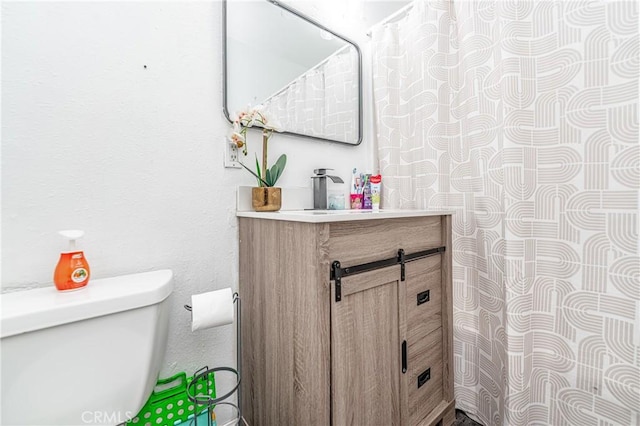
left=1, top=270, right=173, bottom=426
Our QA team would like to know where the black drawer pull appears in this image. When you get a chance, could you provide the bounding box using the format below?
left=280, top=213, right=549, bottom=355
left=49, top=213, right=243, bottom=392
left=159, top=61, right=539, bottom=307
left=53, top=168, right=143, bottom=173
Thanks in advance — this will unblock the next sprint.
left=418, top=368, right=431, bottom=388
left=417, top=290, right=430, bottom=305
left=401, top=341, right=407, bottom=373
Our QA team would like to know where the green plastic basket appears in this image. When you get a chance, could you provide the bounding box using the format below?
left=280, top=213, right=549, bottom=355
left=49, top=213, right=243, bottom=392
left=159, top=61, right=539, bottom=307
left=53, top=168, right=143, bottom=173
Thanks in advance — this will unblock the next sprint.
left=127, top=371, right=215, bottom=426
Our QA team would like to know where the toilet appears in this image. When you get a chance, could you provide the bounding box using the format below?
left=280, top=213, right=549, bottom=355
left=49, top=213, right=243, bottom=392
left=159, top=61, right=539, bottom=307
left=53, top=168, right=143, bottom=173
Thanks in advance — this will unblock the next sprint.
left=0, top=270, right=173, bottom=426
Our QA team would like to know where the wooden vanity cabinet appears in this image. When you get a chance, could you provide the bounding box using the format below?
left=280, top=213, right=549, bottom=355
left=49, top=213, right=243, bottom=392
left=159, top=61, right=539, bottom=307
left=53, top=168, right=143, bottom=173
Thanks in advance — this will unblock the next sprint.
left=238, top=214, right=454, bottom=426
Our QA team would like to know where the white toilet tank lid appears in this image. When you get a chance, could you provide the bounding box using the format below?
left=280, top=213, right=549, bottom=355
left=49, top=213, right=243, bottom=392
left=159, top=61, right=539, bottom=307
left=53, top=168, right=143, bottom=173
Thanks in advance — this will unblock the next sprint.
left=1, top=269, right=173, bottom=338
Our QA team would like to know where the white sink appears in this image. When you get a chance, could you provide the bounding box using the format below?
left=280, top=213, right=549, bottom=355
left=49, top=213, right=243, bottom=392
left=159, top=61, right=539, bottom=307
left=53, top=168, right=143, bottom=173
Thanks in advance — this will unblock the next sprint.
left=287, top=209, right=375, bottom=215
left=236, top=208, right=454, bottom=223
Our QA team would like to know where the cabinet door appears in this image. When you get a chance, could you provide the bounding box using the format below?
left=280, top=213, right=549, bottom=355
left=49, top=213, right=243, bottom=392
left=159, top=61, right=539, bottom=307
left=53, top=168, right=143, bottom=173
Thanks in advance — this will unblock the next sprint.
left=331, top=265, right=403, bottom=426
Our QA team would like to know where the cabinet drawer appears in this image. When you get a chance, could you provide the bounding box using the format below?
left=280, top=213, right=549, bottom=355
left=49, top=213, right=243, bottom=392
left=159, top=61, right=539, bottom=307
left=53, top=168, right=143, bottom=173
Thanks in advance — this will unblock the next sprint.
left=406, top=255, right=442, bottom=341
left=329, top=216, right=443, bottom=267
left=404, top=327, right=443, bottom=425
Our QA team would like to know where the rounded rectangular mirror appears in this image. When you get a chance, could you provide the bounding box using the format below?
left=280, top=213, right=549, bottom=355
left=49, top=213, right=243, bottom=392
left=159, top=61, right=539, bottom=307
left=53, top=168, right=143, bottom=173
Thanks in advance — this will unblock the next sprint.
left=223, top=0, right=363, bottom=145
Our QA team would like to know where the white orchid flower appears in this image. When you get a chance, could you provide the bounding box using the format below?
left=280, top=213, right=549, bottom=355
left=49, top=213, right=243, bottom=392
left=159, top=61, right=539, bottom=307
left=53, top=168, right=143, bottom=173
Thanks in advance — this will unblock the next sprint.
left=239, top=112, right=253, bottom=127
left=228, top=128, right=245, bottom=143
left=227, top=124, right=247, bottom=154
left=234, top=105, right=254, bottom=127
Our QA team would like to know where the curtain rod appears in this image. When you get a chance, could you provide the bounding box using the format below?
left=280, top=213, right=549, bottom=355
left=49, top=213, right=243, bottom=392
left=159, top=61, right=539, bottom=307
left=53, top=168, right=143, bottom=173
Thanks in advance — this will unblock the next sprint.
left=366, top=1, right=415, bottom=38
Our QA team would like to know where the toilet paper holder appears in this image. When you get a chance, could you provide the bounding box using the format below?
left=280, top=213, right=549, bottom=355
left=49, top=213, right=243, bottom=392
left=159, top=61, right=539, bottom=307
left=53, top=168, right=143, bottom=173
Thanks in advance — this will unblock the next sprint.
left=184, top=292, right=243, bottom=425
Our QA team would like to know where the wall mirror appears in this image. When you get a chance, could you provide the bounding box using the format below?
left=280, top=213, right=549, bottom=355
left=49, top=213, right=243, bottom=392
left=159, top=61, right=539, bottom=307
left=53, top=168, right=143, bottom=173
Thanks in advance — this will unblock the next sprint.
left=223, top=0, right=362, bottom=145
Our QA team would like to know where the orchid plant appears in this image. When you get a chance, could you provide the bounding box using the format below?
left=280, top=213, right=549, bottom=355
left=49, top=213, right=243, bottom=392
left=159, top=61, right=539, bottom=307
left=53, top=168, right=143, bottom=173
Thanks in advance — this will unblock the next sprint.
left=229, top=106, right=286, bottom=187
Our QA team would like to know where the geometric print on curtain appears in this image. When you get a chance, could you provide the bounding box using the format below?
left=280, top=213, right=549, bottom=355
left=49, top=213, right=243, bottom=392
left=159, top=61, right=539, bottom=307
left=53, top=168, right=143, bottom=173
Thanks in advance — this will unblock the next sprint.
left=262, top=46, right=359, bottom=143
left=372, top=1, right=639, bottom=425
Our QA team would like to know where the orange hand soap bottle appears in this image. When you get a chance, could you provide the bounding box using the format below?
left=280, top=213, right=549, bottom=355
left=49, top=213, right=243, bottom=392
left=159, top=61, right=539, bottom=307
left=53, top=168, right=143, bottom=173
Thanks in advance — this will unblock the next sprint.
left=54, top=230, right=90, bottom=291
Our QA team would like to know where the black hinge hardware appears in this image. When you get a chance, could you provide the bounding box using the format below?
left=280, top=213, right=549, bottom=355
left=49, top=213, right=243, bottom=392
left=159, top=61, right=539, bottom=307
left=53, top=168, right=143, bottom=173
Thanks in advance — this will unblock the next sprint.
left=398, top=249, right=405, bottom=281
left=418, top=368, right=431, bottom=388
left=332, top=261, right=342, bottom=302
left=401, top=340, right=407, bottom=373
left=331, top=245, right=446, bottom=303
left=405, top=246, right=445, bottom=262
left=417, top=290, right=430, bottom=305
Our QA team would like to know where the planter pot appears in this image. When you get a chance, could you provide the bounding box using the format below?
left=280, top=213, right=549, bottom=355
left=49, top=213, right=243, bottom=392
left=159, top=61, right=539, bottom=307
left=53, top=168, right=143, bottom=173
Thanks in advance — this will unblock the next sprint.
left=252, top=187, right=282, bottom=212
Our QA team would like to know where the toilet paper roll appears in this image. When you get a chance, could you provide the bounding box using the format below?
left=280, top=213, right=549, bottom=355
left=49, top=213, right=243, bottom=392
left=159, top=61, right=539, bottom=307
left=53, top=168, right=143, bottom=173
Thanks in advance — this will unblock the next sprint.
left=191, top=287, right=234, bottom=332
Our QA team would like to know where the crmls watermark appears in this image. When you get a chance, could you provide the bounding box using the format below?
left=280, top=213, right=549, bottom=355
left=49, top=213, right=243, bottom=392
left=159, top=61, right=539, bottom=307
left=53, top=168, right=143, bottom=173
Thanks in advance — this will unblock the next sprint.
left=81, top=411, right=134, bottom=424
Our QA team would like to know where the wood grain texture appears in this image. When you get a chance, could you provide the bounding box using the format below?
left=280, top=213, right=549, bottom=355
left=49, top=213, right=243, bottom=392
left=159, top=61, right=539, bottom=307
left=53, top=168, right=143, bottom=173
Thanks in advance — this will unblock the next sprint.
left=417, top=400, right=456, bottom=426
left=441, top=401, right=456, bottom=426
left=402, top=251, right=448, bottom=425
left=340, top=264, right=401, bottom=298
left=329, top=217, right=442, bottom=267
left=239, top=215, right=454, bottom=426
left=441, top=215, right=454, bottom=403
left=399, top=260, right=408, bottom=426
left=404, top=327, right=443, bottom=424
left=332, top=265, right=402, bottom=426
left=406, top=255, right=443, bottom=342
left=238, top=218, right=330, bottom=426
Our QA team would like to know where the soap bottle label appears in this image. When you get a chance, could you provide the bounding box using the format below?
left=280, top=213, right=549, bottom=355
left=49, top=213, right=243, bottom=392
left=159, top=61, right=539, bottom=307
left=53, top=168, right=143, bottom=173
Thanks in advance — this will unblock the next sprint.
left=71, top=267, right=88, bottom=283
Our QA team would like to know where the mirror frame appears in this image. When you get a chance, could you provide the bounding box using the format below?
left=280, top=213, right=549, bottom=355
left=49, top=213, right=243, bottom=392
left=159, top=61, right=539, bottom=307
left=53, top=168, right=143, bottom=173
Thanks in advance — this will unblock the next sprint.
left=222, top=0, right=363, bottom=146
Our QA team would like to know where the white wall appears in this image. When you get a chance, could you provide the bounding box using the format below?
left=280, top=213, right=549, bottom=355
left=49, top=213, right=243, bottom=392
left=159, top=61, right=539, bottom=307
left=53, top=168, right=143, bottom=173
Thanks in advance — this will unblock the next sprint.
left=1, top=0, right=373, bottom=389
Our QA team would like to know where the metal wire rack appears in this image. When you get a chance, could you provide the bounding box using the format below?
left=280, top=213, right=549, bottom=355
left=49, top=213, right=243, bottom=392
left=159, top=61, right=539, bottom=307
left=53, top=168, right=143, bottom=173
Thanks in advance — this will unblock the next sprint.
left=184, top=293, right=245, bottom=426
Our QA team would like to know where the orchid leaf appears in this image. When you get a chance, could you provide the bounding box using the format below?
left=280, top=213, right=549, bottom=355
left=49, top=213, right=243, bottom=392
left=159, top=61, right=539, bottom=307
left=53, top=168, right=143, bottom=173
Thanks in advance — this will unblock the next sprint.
left=239, top=161, right=269, bottom=187
left=265, top=169, right=273, bottom=187
left=254, top=155, right=263, bottom=187
left=269, top=154, right=287, bottom=186
left=239, top=153, right=286, bottom=188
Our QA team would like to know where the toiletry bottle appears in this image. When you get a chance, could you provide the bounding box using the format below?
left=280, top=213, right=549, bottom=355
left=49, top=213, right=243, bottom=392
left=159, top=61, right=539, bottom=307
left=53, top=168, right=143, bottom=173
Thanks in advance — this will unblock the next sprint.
left=350, top=168, right=363, bottom=209
left=54, top=230, right=90, bottom=291
left=363, top=173, right=372, bottom=209
left=370, top=175, right=382, bottom=211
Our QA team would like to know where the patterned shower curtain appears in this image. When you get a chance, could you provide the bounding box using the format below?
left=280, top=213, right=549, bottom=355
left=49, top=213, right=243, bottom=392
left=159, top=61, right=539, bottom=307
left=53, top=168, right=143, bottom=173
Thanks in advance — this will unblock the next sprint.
left=262, top=46, right=359, bottom=143
left=372, top=1, right=639, bottom=425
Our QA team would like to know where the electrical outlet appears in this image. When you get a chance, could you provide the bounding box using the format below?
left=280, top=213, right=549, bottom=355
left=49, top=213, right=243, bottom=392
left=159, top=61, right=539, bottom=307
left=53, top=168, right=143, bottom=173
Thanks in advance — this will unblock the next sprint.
left=224, top=139, right=242, bottom=169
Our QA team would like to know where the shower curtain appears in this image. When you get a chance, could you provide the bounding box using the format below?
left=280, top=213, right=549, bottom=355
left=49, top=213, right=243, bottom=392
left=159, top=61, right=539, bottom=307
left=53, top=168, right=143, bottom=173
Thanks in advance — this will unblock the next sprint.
left=372, top=1, right=639, bottom=425
left=262, top=46, right=359, bottom=143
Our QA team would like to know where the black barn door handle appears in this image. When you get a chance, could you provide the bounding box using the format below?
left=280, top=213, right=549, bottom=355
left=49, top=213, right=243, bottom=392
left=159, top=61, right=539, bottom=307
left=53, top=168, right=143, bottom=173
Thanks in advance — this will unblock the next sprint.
left=401, top=340, right=407, bottom=373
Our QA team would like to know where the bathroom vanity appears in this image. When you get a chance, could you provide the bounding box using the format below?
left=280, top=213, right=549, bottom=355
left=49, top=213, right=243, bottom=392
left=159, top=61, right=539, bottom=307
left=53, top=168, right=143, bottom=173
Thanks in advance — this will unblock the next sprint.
left=237, top=210, right=454, bottom=426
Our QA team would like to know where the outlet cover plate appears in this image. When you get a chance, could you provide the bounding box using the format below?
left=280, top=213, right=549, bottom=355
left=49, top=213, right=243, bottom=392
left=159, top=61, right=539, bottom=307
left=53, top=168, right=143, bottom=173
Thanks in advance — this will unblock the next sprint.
left=224, top=139, right=242, bottom=169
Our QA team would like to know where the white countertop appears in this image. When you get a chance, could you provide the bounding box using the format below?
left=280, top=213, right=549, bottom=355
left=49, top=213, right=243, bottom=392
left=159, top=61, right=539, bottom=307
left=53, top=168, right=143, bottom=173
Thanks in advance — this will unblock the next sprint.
left=236, top=209, right=454, bottom=223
